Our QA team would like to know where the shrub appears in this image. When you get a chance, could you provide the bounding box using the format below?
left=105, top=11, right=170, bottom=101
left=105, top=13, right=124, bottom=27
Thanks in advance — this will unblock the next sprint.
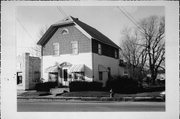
left=106, top=76, right=139, bottom=94
left=142, top=86, right=165, bottom=92
left=35, top=82, right=57, bottom=92
left=69, top=81, right=103, bottom=92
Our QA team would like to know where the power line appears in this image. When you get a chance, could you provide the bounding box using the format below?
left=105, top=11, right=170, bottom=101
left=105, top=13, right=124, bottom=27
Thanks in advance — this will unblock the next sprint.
left=117, top=7, right=144, bottom=34
left=56, top=6, right=68, bottom=18
left=16, top=18, right=39, bottom=55
left=16, top=18, right=36, bottom=42
left=122, top=7, right=145, bottom=32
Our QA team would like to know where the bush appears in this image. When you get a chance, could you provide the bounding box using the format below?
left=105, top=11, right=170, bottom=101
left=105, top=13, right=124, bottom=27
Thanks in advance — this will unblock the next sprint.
left=69, top=81, right=103, bottom=92
left=141, top=86, right=165, bottom=92
left=35, top=82, right=57, bottom=92
left=106, top=76, right=139, bottom=94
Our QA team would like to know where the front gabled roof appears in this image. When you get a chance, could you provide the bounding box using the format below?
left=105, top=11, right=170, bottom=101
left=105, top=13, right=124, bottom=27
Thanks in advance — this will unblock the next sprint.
left=37, top=16, right=120, bottom=49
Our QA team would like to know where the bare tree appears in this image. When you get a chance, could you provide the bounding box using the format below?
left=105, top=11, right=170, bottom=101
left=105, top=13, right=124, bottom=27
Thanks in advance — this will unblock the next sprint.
left=139, top=16, right=165, bottom=84
left=32, top=25, right=49, bottom=57
left=121, top=28, right=147, bottom=81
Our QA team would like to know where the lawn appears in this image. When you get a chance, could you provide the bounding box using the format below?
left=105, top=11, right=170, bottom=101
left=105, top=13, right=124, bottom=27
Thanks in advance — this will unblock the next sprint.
left=58, top=91, right=162, bottom=98
left=17, top=89, right=163, bottom=98
left=17, top=90, right=51, bottom=97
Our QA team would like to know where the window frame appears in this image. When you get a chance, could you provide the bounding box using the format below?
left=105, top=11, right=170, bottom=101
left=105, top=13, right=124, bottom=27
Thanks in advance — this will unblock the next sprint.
left=98, top=43, right=102, bottom=55
left=71, top=41, right=79, bottom=55
left=115, top=50, right=118, bottom=58
left=53, top=42, right=59, bottom=56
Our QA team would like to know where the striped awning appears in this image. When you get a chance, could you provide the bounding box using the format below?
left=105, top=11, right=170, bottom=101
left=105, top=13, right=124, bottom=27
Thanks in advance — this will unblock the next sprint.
left=98, top=65, right=108, bottom=72
left=69, top=64, right=85, bottom=73
left=45, top=65, right=59, bottom=73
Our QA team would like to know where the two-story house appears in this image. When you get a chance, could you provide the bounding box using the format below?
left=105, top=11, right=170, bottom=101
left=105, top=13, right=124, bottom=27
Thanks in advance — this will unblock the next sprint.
left=37, top=16, right=123, bottom=87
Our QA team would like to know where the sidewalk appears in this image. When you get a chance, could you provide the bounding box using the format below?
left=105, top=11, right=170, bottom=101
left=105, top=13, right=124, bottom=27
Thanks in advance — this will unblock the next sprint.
left=17, top=89, right=164, bottom=102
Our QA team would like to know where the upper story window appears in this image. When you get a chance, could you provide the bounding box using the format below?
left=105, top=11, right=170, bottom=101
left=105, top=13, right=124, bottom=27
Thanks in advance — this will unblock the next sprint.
left=71, top=41, right=78, bottom=54
left=61, top=28, right=69, bottom=35
left=53, top=43, right=59, bottom=56
left=115, top=50, right=118, bottom=58
left=98, top=44, right=102, bottom=55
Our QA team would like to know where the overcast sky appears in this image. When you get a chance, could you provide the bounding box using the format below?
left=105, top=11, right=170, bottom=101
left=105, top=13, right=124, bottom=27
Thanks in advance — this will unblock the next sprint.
left=16, top=6, right=164, bottom=56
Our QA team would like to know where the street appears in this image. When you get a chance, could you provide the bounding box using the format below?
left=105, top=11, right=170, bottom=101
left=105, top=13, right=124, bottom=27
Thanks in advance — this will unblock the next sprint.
left=17, top=100, right=165, bottom=112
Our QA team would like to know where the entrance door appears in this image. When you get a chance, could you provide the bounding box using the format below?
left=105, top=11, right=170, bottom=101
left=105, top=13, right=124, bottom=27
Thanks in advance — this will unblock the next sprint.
left=63, top=69, right=68, bottom=86
left=17, top=72, right=22, bottom=85
left=63, top=69, right=68, bottom=82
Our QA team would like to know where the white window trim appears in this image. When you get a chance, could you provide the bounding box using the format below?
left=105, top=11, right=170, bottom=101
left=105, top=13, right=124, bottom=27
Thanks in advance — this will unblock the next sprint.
left=115, top=50, right=117, bottom=58
left=71, top=41, right=79, bottom=55
left=53, top=43, right=59, bottom=56
left=98, top=43, right=102, bottom=55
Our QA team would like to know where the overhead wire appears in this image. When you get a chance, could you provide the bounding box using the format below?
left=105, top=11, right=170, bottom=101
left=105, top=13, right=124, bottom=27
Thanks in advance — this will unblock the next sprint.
left=56, top=6, right=68, bottom=18
left=16, top=18, right=39, bottom=56
left=117, top=7, right=145, bottom=34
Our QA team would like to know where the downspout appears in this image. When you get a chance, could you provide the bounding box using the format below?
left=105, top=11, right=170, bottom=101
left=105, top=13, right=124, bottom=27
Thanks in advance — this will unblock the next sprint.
left=91, top=38, right=94, bottom=82
left=40, top=46, right=43, bottom=82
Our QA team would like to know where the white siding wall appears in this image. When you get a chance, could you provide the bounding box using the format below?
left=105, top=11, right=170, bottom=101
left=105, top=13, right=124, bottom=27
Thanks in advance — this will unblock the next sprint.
left=92, top=53, right=120, bottom=87
left=42, top=53, right=93, bottom=83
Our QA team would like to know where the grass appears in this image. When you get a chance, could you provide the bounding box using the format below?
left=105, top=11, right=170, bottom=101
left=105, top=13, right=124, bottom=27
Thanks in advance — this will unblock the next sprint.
left=58, top=91, right=163, bottom=98
left=18, top=91, right=52, bottom=97
left=17, top=88, right=164, bottom=98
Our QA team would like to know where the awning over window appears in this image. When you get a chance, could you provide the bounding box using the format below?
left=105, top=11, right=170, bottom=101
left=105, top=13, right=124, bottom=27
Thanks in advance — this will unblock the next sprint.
left=69, top=64, right=85, bottom=73
left=98, top=65, right=108, bottom=72
left=45, top=65, right=59, bottom=73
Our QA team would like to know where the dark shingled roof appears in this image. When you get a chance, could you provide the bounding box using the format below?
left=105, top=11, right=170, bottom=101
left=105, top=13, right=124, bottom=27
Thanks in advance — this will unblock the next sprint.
left=37, top=16, right=120, bottom=49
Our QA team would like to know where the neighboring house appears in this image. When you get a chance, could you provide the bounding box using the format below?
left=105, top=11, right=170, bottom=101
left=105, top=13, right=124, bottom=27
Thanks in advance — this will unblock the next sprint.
left=37, top=16, right=125, bottom=87
left=146, top=69, right=165, bottom=85
left=17, top=53, right=41, bottom=90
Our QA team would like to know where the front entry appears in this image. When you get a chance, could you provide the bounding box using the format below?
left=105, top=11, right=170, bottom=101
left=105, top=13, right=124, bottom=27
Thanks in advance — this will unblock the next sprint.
left=63, top=69, right=68, bottom=82
left=61, top=69, right=69, bottom=86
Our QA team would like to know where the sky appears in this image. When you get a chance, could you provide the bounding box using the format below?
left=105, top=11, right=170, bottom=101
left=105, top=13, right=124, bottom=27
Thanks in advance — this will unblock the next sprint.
left=16, top=6, right=164, bottom=56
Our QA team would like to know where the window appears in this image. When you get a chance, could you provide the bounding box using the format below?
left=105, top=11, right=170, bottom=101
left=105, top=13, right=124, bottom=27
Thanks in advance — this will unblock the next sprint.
left=48, top=72, right=58, bottom=82
left=53, top=43, right=59, bottom=56
left=115, top=50, right=118, bottom=58
left=17, top=72, right=22, bottom=85
left=63, top=69, right=68, bottom=81
left=99, top=72, right=103, bottom=80
left=98, top=44, right=102, bottom=55
left=124, top=70, right=128, bottom=76
left=71, top=41, right=78, bottom=54
left=61, top=29, right=69, bottom=35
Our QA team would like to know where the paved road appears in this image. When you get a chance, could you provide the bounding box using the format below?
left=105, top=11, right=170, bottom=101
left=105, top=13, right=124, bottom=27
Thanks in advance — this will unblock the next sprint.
left=17, top=100, right=165, bottom=112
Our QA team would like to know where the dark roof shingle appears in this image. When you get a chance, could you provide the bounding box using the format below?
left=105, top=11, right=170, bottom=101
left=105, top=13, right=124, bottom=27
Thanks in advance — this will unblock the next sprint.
left=38, top=16, right=120, bottom=49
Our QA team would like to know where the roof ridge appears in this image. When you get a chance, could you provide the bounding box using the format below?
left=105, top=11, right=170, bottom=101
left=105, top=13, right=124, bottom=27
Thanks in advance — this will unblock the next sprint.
left=71, top=17, right=119, bottom=49
left=38, top=16, right=120, bottom=49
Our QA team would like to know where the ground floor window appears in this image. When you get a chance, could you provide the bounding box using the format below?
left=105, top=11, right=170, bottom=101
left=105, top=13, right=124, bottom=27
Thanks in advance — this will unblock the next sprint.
left=17, top=72, right=22, bottom=85
left=63, top=69, right=68, bottom=81
left=48, top=72, right=58, bottom=82
left=99, top=72, right=103, bottom=80
left=72, top=72, right=84, bottom=81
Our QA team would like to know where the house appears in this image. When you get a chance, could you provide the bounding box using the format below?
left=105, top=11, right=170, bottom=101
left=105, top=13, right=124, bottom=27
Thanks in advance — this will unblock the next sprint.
left=146, top=69, right=165, bottom=85
left=17, top=53, right=41, bottom=90
left=37, top=16, right=125, bottom=87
